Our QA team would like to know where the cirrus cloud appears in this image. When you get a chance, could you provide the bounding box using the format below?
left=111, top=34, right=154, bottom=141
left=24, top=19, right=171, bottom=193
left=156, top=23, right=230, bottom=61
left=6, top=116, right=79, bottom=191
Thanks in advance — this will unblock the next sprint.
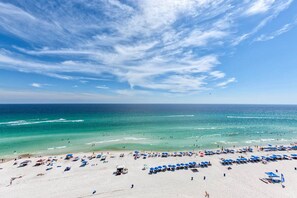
left=0, top=0, right=294, bottom=95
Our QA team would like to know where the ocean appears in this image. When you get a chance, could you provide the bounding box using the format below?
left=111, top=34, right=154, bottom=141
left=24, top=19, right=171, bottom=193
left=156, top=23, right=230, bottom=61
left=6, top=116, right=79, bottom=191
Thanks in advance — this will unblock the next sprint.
left=1, top=104, right=297, bottom=157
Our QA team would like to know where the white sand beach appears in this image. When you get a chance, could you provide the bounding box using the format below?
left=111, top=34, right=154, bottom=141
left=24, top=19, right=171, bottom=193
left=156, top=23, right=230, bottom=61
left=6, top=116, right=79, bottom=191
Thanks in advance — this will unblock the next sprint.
left=1, top=147, right=297, bottom=198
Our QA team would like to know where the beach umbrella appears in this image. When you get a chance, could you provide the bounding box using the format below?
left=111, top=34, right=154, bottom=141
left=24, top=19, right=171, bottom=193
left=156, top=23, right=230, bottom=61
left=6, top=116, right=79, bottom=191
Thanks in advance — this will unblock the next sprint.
left=265, top=172, right=279, bottom=178
left=281, top=174, right=285, bottom=183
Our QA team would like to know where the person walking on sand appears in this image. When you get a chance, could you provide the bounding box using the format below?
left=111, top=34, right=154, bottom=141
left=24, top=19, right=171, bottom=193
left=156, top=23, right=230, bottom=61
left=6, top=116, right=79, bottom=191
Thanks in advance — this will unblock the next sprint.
left=131, top=184, right=134, bottom=189
left=205, top=191, right=210, bottom=198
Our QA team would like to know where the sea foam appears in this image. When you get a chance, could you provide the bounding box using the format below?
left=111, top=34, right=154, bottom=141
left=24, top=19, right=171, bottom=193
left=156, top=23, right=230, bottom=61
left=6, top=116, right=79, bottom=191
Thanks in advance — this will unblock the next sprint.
left=164, top=115, right=195, bottom=118
left=0, top=118, right=84, bottom=126
left=86, top=137, right=147, bottom=145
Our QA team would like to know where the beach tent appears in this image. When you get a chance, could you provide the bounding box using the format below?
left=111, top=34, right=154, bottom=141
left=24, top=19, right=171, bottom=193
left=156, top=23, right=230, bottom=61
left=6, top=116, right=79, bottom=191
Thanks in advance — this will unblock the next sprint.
left=117, top=165, right=125, bottom=170
left=65, top=154, right=73, bottom=159
left=265, top=172, right=279, bottom=178
left=291, top=146, right=297, bottom=150
left=281, top=174, right=285, bottom=183
left=265, top=172, right=281, bottom=183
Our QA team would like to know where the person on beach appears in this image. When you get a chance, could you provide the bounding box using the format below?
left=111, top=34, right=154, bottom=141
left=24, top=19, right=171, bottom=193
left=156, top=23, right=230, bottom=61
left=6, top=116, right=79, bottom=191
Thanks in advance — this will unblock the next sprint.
left=204, top=176, right=206, bottom=180
left=205, top=191, right=210, bottom=198
left=223, top=173, right=226, bottom=177
left=131, top=184, right=134, bottom=188
left=191, top=177, right=193, bottom=181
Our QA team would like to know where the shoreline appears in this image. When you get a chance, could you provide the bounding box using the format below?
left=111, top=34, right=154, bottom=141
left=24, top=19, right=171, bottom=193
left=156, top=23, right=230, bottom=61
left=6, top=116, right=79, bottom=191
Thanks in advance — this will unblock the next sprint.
left=2, top=141, right=296, bottom=162
left=1, top=143, right=297, bottom=197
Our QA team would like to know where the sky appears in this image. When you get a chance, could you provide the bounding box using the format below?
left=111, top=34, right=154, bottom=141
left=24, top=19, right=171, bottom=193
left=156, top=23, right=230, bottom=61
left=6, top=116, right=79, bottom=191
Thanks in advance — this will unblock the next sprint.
left=0, top=0, right=297, bottom=104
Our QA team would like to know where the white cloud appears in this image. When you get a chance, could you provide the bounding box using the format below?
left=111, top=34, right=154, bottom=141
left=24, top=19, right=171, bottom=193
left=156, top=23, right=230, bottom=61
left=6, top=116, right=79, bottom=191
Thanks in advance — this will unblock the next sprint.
left=0, top=0, right=294, bottom=95
left=96, top=85, right=109, bottom=89
left=210, top=71, right=225, bottom=79
left=30, top=83, right=51, bottom=88
left=245, top=0, right=275, bottom=16
left=255, top=18, right=297, bottom=41
left=31, top=83, right=42, bottom=88
left=216, top=77, right=236, bottom=87
left=233, top=0, right=293, bottom=45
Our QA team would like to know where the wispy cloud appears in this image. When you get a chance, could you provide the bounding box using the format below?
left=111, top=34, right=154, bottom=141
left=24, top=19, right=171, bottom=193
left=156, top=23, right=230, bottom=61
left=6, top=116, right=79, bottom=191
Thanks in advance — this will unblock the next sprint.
left=245, top=0, right=276, bottom=16
left=31, top=83, right=42, bottom=88
left=217, top=77, right=236, bottom=87
left=255, top=17, right=297, bottom=41
left=30, top=83, right=50, bottom=88
left=233, top=0, right=293, bottom=45
left=0, top=0, right=294, bottom=95
left=96, top=85, right=109, bottom=89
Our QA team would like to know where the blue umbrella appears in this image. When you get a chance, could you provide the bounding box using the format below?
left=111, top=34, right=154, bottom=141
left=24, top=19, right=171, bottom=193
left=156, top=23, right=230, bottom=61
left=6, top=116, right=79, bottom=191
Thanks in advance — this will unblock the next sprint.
left=265, top=172, right=279, bottom=178
left=281, top=174, right=285, bottom=183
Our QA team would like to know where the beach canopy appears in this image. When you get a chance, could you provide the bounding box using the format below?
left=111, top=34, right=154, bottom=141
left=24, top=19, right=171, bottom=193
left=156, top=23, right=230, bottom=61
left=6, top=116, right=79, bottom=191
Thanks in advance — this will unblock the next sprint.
left=281, top=174, right=285, bottom=183
left=117, top=165, right=125, bottom=169
left=265, top=172, right=279, bottom=178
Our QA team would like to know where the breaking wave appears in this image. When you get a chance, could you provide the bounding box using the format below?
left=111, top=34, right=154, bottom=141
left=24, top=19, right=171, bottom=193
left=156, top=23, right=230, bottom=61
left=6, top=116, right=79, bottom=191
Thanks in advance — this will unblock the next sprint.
left=164, top=115, right=195, bottom=118
left=0, top=118, right=84, bottom=126
left=227, top=116, right=297, bottom=120
left=47, top=146, right=67, bottom=150
left=86, top=137, right=147, bottom=145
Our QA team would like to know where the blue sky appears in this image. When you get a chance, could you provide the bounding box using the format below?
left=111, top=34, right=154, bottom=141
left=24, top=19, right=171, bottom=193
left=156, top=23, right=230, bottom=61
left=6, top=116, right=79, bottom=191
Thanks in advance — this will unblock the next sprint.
left=0, top=0, right=297, bottom=104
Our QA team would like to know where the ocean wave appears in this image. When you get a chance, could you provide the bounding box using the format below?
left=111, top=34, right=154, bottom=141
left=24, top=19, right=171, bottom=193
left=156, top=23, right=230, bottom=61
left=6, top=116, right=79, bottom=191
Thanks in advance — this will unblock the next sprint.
left=225, top=132, right=240, bottom=136
left=245, top=138, right=275, bottom=144
left=214, top=141, right=238, bottom=145
left=195, top=126, right=246, bottom=130
left=164, top=115, right=195, bottom=118
left=201, top=134, right=222, bottom=138
left=47, top=146, right=67, bottom=150
left=214, top=141, right=227, bottom=145
left=86, top=137, right=147, bottom=145
left=0, top=118, right=84, bottom=126
left=195, top=127, right=219, bottom=130
left=227, top=115, right=297, bottom=120
left=188, top=133, right=222, bottom=139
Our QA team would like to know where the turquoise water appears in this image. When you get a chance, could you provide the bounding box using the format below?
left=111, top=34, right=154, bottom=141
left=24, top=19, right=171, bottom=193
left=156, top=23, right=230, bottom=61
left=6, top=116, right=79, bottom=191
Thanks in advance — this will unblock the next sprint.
left=1, top=104, right=297, bottom=157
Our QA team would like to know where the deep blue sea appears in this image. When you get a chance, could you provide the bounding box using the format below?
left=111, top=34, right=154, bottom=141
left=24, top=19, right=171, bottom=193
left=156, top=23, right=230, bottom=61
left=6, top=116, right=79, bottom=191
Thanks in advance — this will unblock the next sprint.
left=1, top=104, right=297, bottom=157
